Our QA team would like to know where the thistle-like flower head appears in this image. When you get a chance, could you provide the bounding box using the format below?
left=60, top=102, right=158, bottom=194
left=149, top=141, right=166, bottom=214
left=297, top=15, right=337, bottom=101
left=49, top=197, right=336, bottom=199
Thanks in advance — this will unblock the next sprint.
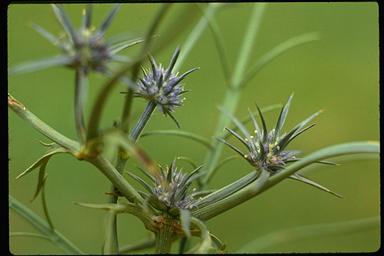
left=11, top=4, right=142, bottom=75
left=128, top=160, right=203, bottom=215
left=220, top=95, right=321, bottom=174
left=135, top=48, right=198, bottom=125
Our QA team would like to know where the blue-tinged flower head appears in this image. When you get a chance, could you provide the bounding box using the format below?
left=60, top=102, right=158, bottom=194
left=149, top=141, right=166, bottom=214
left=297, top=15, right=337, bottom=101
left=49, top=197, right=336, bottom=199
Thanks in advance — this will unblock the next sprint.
left=11, top=4, right=142, bottom=75
left=128, top=160, right=203, bottom=214
left=134, top=48, right=198, bottom=126
left=220, top=95, right=321, bottom=174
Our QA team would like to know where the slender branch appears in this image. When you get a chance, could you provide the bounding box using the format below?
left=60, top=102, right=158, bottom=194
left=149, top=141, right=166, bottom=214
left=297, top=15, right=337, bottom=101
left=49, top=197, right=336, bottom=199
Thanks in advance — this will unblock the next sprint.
left=173, top=3, right=221, bottom=72
left=9, top=195, right=83, bottom=254
left=201, top=4, right=267, bottom=186
left=88, top=156, right=144, bottom=204
left=105, top=5, right=171, bottom=253
left=8, top=94, right=80, bottom=152
left=74, top=68, right=88, bottom=142
left=130, top=101, right=157, bottom=141
left=103, top=210, right=119, bottom=254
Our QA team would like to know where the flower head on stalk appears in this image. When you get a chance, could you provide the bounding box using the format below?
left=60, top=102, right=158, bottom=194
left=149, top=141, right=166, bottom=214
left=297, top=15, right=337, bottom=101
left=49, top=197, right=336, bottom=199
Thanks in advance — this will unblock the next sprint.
left=219, top=95, right=341, bottom=197
left=134, top=47, right=198, bottom=127
left=127, top=160, right=204, bottom=215
left=10, top=4, right=142, bottom=75
left=219, top=95, right=323, bottom=173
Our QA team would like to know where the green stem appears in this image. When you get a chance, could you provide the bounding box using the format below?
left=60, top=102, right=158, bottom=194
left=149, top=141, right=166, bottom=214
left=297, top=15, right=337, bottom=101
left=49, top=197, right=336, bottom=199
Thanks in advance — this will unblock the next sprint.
left=103, top=210, right=118, bottom=254
left=89, top=156, right=144, bottom=204
left=173, top=3, right=221, bottom=72
left=130, top=101, right=157, bottom=141
left=155, top=217, right=175, bottom=254
left=8, top=94, right=80, bottom=152
left=202, top=4, right=266, bottom=186
left=9, top=195, right=83, bottom=254
left=74, top=68, right=87, bottom=143
left=104, top=6, right=171, bottom=253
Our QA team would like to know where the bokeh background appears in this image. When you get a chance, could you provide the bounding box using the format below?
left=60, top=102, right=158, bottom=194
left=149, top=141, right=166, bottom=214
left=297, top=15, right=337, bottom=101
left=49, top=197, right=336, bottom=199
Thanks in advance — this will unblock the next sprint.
left=8, top=3, right=379, bottom=254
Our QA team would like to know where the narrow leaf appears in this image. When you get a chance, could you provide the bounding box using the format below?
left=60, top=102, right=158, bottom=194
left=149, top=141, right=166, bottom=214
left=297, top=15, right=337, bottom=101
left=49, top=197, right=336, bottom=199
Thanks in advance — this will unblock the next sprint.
left=9, top=56, right=71, bottom=75
left=255, top=104, right=268, bottom=141
left=219, top=106, right=251, bottom=138
left=99, top=4, right=121, bottom=35
left=240, top=32, right=320, bottom=88
left=225, top=127, right=249, bottom=149
left=109, top=38, right=144, bottom=55
left=223, top=104, right=282, bottom=139
left=51, top=4, right=79, bottom=45
left=208, top=155, right=240, bottom=183
left=83, top=4, right=92, bottom=30
left=217, top=138, right=245, bottom=158
left=126, top=172, right=153, bottom=193
left=274, top=94, right=294, bottom=140
left=41, top=179, right=55, bottom=230
left=10, top=232, right=51, bottom=241
left=176, top=156, right=198, bottom=169
left=141, top=129, right=212, bottom=149
left=289, top=173, right=342, bottom=198
left=31, top=162, right=48, bottom=202
left=165, top=47, right=181, bottom=80
left=31, top=23, right=59, bottom=46
left=16, top=147, right=67, bottom=180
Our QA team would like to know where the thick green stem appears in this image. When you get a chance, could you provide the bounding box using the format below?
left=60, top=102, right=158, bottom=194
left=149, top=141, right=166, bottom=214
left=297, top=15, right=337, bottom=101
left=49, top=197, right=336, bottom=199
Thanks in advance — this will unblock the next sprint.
left=155, top=218, right=175, bottom=254
left=89, top=156, right=143, bottom=204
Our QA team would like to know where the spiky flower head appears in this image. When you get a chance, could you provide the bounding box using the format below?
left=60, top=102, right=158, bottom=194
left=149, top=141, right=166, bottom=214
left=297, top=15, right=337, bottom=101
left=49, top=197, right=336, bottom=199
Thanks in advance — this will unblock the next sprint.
left=11, top=4, right=142, bottom=75
left=128, top=160, right=203, bottom=215
left=135, top=48, right=198, bottom=126
left=220, top=94, right=321, bottom=174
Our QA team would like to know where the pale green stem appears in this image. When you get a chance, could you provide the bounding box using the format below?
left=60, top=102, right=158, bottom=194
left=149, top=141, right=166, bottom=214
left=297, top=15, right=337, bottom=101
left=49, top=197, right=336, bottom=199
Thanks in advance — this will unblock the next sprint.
left=239, top=216, right=380, bottom=252
left=155, top=217, right=175, bottom=254
left=130, top=101, right=157, bottom=141
left=202, top=4, right=266, bottom=186
left=103, top=210, right=119, bottom=254
left=173, top=3, right=221, bottom=71
left=89, top=156, right=144, bottom=204
left=9, top=195, right=83, bottom=254
left=74, top=68, right=87, bottom=143
left=101, top=8, right=171, bottom=254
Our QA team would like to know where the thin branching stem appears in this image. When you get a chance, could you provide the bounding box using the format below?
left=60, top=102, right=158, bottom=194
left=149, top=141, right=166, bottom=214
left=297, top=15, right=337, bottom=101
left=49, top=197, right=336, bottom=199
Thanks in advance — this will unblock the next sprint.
left=201, top=4, right=266, bottom=186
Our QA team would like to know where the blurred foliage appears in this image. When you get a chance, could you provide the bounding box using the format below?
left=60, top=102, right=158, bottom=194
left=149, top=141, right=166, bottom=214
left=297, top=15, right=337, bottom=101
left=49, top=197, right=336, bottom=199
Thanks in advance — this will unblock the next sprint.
left=9, top=3, right=379, bottom=254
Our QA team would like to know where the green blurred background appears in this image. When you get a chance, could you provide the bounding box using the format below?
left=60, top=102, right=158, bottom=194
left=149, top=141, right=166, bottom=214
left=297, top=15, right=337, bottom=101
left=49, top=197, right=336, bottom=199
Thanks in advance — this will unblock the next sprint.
left=8, top=3, right=379, bottom=254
